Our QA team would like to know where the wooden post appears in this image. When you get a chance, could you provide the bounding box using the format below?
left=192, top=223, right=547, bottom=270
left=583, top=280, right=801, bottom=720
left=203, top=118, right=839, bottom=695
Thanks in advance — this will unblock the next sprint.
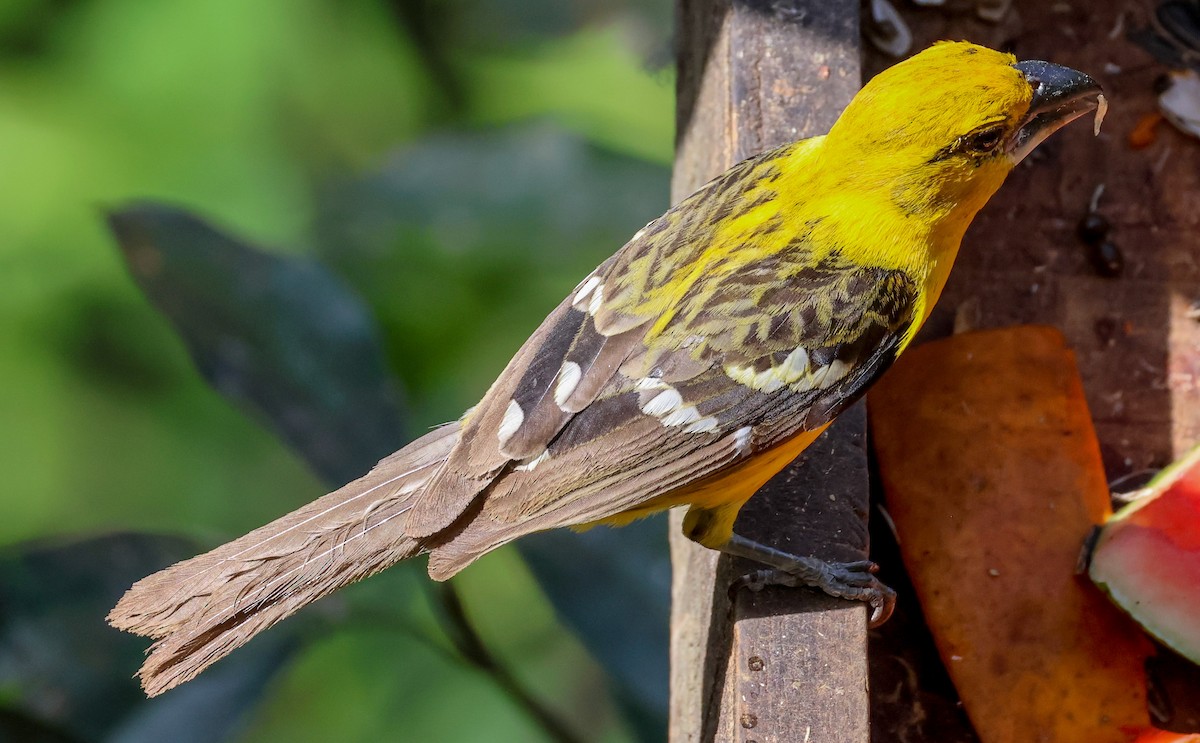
left=669, top=2, right=866, bottom=741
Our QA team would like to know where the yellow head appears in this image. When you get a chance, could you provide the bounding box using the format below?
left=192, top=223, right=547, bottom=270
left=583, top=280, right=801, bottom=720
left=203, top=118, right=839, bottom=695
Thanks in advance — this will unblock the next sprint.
left=824, top=41, right=1102, bottom=222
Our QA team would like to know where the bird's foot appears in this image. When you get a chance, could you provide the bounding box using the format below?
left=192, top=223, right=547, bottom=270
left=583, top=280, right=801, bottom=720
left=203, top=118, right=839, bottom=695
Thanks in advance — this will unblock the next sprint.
left=723, top=534, right=896, bottom=626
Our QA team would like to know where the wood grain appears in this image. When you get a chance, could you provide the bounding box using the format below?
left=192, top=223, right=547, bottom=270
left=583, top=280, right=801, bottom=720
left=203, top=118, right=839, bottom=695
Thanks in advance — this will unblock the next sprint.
left=669, top=1, right=868, bottom=741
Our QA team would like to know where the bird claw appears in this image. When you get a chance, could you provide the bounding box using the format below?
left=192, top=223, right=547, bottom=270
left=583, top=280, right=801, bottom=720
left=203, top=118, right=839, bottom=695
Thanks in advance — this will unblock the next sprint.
left=825, top=559, right=880, bottom=587
left=721, top=535, right=897, bottom=626
left=732, top=560, right=897, bottom=627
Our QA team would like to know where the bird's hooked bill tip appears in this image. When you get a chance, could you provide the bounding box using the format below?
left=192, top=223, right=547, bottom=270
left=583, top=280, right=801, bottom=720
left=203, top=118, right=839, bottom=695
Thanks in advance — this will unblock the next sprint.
left=1014, top=59, right=1103, bottom=112
left=1008, top=59, right=1105, bottom=163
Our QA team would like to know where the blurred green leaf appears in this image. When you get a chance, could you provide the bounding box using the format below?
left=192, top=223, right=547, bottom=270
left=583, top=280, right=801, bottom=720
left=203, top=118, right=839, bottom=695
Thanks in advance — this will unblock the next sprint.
left=459, top=30, right=675, bottom=163
left=313, top=124, right=672, bottom=735
left=106, top=129, right=673, bottom=738
left=107, top=205, right=408, bottom=485
left=2, top=1, right=680, bottom=741
left=520, top=521, right=669, bottom=742
left=314, top=124, right=668, bottom=419
left=441, top=0, right=670, bottom=54
left=0, top=533, right=297, bottom=743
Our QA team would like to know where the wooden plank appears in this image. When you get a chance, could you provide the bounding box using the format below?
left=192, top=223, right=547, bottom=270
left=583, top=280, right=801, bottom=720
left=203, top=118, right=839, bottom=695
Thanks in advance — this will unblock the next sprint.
left=669, top=1, right=866, bottom=741
left=729, top=407, right=872, bottom=743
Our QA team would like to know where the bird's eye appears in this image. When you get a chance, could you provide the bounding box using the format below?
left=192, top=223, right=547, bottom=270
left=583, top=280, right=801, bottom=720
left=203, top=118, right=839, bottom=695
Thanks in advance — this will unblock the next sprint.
left=966, top=126, right=1004, bottom=153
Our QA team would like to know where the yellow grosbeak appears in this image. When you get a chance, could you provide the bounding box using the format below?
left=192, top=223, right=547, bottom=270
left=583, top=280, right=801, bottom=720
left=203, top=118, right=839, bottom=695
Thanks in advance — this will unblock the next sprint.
left=110, top=41, right=1105, bottom=695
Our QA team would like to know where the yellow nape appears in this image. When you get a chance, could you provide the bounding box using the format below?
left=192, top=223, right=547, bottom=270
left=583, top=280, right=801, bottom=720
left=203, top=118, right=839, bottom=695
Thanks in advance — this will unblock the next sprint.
left=777, top=41, right=1035, bottom=323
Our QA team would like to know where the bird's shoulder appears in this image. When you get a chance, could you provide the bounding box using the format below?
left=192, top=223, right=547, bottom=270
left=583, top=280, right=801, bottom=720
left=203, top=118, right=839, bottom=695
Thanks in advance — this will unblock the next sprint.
left=404, top=139, right=917, bottom=536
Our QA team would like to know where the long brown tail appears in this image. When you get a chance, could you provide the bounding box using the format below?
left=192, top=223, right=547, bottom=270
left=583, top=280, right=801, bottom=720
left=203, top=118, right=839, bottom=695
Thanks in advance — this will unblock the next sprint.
left=108, top=423, right=460, bottom=696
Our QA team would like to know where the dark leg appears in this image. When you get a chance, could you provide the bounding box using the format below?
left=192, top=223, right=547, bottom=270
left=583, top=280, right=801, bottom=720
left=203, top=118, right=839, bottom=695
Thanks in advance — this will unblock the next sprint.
left=721, top=533, right=896, bottom=626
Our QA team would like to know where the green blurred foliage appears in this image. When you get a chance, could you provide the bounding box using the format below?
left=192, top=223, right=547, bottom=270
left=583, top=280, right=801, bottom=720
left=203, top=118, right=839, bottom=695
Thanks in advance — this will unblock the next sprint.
left=105, top=199, right=672, bottom=741
left=0, top=534, right=301, bottom=743
left=108, top=204, right=409, bottom=485
left=0, top=0, right=674, bottom=741
left=313, top=125, right=667, bottom=420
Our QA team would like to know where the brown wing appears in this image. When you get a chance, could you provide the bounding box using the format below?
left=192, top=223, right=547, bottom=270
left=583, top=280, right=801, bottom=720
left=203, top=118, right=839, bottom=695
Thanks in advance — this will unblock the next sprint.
left=426, top=257, right=919, bottom=576
left=404, top=145, right=787, bottom=538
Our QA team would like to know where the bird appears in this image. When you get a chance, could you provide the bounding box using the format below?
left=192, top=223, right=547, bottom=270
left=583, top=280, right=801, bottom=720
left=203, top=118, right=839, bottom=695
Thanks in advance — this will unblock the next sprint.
left=109, top=41, right=1105, bottom=697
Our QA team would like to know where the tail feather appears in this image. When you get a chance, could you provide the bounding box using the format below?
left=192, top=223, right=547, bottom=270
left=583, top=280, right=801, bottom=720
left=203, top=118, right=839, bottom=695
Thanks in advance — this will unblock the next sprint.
left=108, top=423, right=460, bottom=696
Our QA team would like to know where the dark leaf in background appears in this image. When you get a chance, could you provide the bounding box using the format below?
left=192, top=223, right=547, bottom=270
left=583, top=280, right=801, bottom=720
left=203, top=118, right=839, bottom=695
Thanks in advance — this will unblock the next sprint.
left=106, top=633, right=294, bottom=743
left=315, top=125, right=672, bottom=732
left=0, top=710, right=84, bottom=743
left=314, top=125, right=669, bottom=404
left=318, top=125, right=667, bottom=262
left=104, top=128, right=675, bottom=736
left=107, top=204, right=408, bottom=486
left=0, top=533, right=298, bottom=743
left=520, top=520, right=670, bottom=742
left=314, top=126, right=676, bottom=734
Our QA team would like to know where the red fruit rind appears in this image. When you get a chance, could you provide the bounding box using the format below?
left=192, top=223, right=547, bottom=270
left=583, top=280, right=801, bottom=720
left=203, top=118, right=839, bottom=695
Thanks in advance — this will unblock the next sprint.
left=1090, top=445, right=1200, bottom=664
left=1128, top=729, right=1200, bottom=743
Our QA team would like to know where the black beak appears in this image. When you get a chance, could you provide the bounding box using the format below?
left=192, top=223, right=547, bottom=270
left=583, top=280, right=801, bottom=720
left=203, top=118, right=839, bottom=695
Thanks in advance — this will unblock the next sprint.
left=1016, top=60, right=1101, bottom=116
left=1008, top=60, right=1105, bottom=162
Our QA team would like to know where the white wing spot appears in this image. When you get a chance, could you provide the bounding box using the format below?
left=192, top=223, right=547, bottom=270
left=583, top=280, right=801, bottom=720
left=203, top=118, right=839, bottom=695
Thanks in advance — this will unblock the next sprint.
left=684, top=416, right=719, bottom=434
left=726, top=365, right=751, bottom=386
left=733, top=426, right=753, bottom=454
left=662, top=405, right=701, bottom=427
left=514, top=449, right=551, bottom=472
left=554, top=361, right=582, bottom=407
left=758, top=375, right=784, bottom=393
left=819, top=359, right=850, bottom=388
left=497, top=400, right=524, bottom=446
left=726, top=346, right=811, bottom=392
left=725, top=363, right=785, bottom=393
left=779, top=346, right=810, bottom=384
left=638, top=381, right=718, bottom=432
left=573, top=275, right=601, bottom=307
left=587, top=283, right=605, bottom=315
left=641, top=388, right=683, bottom=416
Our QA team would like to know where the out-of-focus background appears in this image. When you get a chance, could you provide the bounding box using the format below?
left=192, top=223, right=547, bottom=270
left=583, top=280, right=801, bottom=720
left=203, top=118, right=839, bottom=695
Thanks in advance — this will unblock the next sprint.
left=14, top=1, right=1199, bottom=740
left=0, top=1, right=678, bottom=741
